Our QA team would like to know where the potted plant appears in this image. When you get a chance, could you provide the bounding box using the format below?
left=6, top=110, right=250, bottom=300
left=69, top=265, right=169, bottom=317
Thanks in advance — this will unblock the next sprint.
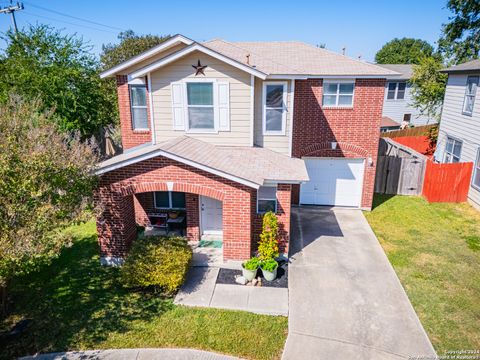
left=261, top=258, right=279, bottom=281
left=242, top=257, right=260, bottom=281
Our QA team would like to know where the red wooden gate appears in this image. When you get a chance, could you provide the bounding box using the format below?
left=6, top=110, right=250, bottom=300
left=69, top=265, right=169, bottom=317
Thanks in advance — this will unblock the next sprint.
left=422, top=160, right=473, bottom=203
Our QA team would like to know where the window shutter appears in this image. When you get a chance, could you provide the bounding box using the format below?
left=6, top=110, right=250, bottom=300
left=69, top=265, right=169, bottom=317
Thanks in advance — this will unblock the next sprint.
left=171, top=82, right=185, bottom=130
left=217, top=82, right=230, bottom=131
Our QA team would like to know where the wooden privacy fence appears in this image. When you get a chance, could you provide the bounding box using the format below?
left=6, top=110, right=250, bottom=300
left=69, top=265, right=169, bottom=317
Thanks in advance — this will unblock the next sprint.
left=375, top=138, right=426, bottom=196
left=423, top=160, right=473, bottom=202
left=376, top=137, right=473, bottom=203
left=381, top=124, right=436, bottom=138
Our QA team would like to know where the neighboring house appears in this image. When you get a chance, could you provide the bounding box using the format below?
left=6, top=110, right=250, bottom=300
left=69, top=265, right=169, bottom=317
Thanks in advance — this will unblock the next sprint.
left=378, top=64, right=436, bottom=127
left=435, top=59, right=480, bottom=210
left=95, top=34, right=398, bottom=265
left=380, top=116, right=401, bottom=132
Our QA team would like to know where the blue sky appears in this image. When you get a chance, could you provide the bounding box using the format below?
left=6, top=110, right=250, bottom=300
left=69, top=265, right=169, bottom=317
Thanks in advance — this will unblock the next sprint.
left=0, top=0, right=452, bottom=62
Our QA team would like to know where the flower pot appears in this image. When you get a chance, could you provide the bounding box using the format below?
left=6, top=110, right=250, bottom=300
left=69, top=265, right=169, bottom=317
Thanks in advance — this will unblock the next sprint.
left=261, top=264, right=278, bottom=281
left=241, top=264, right=258, bottom=281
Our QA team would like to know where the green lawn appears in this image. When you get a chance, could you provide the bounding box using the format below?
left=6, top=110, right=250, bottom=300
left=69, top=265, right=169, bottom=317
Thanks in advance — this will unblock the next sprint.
left=1, top=221, right=288, bottom=360
left=364, top=195, right=480, bottom=354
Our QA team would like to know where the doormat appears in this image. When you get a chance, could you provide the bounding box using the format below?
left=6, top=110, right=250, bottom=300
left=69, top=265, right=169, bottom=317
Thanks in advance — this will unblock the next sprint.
left=216, top=261, right=288, bottom=288
left=198, top=240, right=223, bottom=248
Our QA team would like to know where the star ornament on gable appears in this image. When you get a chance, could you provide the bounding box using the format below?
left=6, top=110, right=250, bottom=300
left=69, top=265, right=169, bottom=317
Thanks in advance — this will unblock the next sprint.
left=192, top=59, right=207, bottom=76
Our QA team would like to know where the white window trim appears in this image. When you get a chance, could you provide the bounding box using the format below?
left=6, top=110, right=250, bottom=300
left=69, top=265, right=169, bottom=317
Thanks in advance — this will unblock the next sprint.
left=472, top=147, right=480, bottom=191
left=386, top=81, right=407, bottom=101
left=184, top=78, right=218, bottom=134
left=256, top=185, right=278, bottom=214
left=443, top=136, right=463, bottom=163
left=153, top=191, right=186, bottom=210
left=262, top=81, right=287, bottom=136
left=322, top=79, right=355, bottom=108
left=462, top=75, right=478, bottom=116
left=130, top=84, right=149, bottom=130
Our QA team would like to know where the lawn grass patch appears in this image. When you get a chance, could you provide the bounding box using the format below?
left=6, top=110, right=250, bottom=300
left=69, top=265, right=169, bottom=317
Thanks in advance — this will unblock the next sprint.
left=365, top=195, right=480, bottom=354
left=1, top=220, right=287, bottom=360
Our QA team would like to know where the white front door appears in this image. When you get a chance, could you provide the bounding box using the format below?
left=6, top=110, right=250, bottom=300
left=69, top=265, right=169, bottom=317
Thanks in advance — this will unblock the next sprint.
left=200, top=196, right=223, bottom=234
left=300, top=158, right=365, bottom=207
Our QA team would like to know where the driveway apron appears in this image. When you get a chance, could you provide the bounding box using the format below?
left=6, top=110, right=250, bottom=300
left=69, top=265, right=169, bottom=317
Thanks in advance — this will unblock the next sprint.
left=282, top=207, right=436, bottom=360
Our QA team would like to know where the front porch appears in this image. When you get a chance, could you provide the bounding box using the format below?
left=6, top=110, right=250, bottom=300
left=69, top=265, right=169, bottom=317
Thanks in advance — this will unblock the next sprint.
left=94, top=136, right=306, bottom=264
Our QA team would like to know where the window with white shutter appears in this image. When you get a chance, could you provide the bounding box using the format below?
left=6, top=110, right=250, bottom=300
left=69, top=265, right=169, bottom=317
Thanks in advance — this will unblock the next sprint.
left=217, top=82, right=230, bottom=131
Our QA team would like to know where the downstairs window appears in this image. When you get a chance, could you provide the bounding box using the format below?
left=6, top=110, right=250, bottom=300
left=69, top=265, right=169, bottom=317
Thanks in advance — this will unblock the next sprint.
left=154, top=191, right=186, bottom=209
left=257, top=186, right=277, bottom=214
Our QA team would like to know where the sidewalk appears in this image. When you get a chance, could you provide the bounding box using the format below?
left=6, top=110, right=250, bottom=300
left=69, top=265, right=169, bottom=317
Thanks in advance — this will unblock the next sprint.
left=174, top=267, right=288, bottom=316
left=21, top=348, right=242, bottom=360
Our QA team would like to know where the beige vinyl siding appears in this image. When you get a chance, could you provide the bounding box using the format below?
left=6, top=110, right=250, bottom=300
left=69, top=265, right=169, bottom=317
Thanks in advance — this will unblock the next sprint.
left=253, top=78, right=292, bottom=155
left=382, top=82, right=435, bottom=126
left=436, top=73, right=480, bottom=208
left=150, top=51, right=252, bottom=146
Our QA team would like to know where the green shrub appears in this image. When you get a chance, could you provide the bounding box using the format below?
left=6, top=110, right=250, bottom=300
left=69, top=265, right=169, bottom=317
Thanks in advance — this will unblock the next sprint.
left=258, top=211, right=280, bottom=261
left=243, top=257, right=260, bottom=270
left=121, top=236, right=192, bottom=294
left=261, top=258, right=278, bottom=272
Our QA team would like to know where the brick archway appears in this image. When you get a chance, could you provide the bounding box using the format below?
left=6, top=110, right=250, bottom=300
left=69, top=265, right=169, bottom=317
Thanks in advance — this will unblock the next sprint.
left=300, top=142, right=369, bottom=158
left=115, top=181, right=225, bottom=201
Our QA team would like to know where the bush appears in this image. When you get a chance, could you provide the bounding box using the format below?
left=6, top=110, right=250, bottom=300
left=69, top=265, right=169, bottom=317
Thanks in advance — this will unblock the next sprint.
left=258, top=211, right=280, bottom=261
left=121, top=236, right=192, bottom=294
left=261, top=259, right=278, bottom=272
left=243, top=257, right=261, bottom=270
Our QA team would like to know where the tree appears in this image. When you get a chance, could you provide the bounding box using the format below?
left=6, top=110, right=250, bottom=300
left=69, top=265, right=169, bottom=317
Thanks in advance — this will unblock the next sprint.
left=0, top=96, right=98, bottom=312
left=410, top=57, right=448, bottom=122
left=0, top=24, right=113, bottom=138
left=375, top=38, right=437, bottom=64
left=439, top=0, right=480, bottom=64
left=100, top=30, right=170, bottom=70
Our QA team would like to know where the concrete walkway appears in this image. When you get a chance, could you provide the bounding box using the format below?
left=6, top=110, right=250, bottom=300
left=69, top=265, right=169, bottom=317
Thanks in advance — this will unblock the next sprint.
left=21, top=348, right=241, bottom=359
left=174, top=267, right=288, bottom=316
left=282, top=207, right=436, bottom=360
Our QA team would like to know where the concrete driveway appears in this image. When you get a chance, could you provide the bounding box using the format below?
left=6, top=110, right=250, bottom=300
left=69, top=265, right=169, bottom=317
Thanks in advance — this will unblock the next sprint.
left=282, top=207, right=436, bottom=360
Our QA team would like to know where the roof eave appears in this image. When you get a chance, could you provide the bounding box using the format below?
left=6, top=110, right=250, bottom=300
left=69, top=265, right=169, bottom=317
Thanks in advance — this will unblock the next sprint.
left=128, top=43, right=268, bottom=80
left=99, top=34, right=195, bottom=79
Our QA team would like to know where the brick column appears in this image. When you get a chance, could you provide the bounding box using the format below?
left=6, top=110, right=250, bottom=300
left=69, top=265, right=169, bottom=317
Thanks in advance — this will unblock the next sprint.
left=95, top=189, right=137, bottom=265
left=186, top=193, right=200, bottom=241
left=223, top=189, right=252, bottom=260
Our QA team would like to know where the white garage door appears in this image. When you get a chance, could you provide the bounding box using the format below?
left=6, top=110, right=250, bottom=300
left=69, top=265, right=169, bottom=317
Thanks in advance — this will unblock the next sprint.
left=300, top=158, right=365, bottom=207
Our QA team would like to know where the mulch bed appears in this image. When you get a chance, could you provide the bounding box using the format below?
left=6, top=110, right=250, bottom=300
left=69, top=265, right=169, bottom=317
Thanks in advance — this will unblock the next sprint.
left=216, top=260, right=288, bottom=288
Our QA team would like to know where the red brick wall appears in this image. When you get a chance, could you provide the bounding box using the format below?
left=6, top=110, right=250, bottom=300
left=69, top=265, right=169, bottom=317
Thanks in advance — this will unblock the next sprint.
left=252, top=184, right=292, bottom=256
left=291, top=78, right=385, bottom=209
left=116, top=75, right=152, bottom=150
left=95, top=156, right=257, bottom=261
left=186, top=193, right=200, bottom=241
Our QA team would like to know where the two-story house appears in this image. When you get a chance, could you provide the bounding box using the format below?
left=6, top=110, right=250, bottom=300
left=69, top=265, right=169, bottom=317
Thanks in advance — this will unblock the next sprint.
left=94, top=34, right=398, bottom=265
left=378, top=64, right=436, bottom=130
left=435, top=59, right=480, bottom=210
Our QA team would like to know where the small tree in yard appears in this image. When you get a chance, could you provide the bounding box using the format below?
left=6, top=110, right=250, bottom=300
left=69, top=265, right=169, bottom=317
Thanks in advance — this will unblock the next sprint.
left=258, top=211, right=280, bottom=261
left=0, top=96, right=98, bottom=314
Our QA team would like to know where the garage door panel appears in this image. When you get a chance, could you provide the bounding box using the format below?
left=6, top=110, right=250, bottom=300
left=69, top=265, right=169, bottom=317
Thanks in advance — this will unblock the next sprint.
left=300, top=158, right=365, bottom=207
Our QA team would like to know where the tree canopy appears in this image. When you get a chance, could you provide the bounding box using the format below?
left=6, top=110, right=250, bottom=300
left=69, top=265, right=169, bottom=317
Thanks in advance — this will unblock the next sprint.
left=375, top=38, right=437, bottom=64
left=0, top=24, right=113, bottom=138
left=439, top=0, right=480, bottom=64
left=410, top=57, right=448, bottom=122
left=0, top=96, right=98, bottom=309
left=100, top=30, right=170, bottom=70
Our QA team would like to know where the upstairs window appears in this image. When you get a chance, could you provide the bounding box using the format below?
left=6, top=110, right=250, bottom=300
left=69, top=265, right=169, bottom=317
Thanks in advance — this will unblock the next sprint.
left=473, top=148, right=480, bottom=190
left=263, top=82, right=287, bottom=135
left=257, top=186, right=277, bottom=214
left=323, top=81, right=354, bottom=107
left=403, top=114, right=412, bottom=122
left=387, top=82, right=406, bottom=100
left=463, top=76, right=478, bottom=116
left=444, top=137, right=462, bottom=163
left=187, top=82, right=214, bottom=130
left=130, top=85, right=149, bottom=129
left=154, top=191, right=186, bottom=209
